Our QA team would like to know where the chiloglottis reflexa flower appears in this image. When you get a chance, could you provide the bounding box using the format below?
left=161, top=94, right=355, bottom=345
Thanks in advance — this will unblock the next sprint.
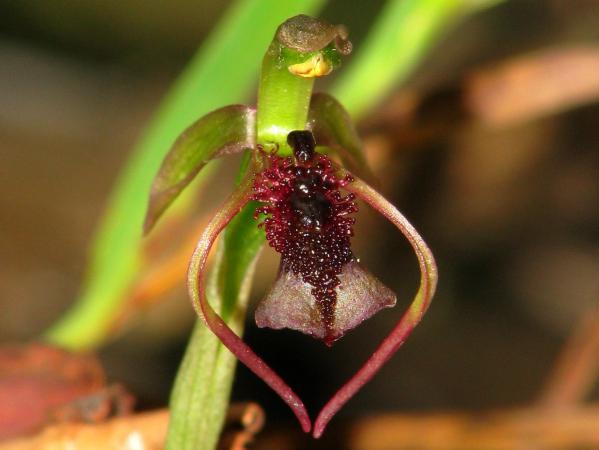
left=181, top=130, right=437, bottom=437
left=143, top=15, right=437, bottom=439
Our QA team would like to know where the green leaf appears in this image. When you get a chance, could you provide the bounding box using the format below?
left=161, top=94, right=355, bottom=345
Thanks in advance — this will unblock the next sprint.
left=308, top=92, right=375, bottom=182
left=332, top=0, right=506, bottom=118
left=144, top=105, right=255, bottom=234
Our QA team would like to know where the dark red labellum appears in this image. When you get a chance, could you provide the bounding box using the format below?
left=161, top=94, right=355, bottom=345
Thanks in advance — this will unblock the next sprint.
left=253, top=131, right=395, bottom=345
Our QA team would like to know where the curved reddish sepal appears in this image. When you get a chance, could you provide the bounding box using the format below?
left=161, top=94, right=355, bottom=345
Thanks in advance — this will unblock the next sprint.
left=187, top=170, right=311, bottom=433
left=313, top=175, right=438, bottom=438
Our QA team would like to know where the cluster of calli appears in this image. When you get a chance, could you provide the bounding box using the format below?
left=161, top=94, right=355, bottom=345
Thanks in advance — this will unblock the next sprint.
left=144, top=15, right=437, bottom=438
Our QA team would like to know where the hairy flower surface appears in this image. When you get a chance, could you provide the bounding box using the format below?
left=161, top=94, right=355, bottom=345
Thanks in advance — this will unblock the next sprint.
left=252, top=131, right=396, bottom=345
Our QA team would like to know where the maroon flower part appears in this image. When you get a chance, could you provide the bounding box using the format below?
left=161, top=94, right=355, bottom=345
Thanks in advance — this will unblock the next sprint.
left=252, top=131, right=395, bottom=345
left=186, top=129, right=437, bottom=437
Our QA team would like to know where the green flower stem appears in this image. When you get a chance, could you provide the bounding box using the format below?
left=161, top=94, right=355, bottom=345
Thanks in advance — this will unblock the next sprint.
left=332, top=0, right=506, bottom=117
left=257, top=43, right=315, bottom=153
left=165, top=17, right=337, bottom=450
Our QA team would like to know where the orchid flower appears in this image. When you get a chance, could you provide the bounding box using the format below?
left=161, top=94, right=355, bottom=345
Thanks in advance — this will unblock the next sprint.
left=144, top=15, right=437, bottom=438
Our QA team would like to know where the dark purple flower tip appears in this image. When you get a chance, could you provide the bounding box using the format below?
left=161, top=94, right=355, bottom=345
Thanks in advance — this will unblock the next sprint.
left=256, top=260, right=396, bottom=345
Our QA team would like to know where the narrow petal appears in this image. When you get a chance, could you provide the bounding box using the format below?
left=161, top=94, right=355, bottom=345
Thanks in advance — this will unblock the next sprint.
left=313, top=175, right=438, bottom=438
left=255, top=261, right=396, bottom=343
left=308, top=93, right=376, bottom=184
left=187, top=170, right=311, bottom=433
left=144, top=105, right=256, bottom=233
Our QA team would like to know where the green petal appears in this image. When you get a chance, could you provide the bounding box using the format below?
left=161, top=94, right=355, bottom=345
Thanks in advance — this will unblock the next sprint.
left=144, top=105, right=255, bottom=233
left=308, top=92, right=376, bottom=183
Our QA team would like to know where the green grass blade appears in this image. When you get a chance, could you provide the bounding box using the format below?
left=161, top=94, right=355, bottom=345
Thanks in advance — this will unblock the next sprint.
left=332, top=0, right=506, bottom=118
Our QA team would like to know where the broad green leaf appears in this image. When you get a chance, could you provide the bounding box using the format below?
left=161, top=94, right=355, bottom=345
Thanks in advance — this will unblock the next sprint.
left=144, top=105, right=255, bottom=233
left=308, top=92, right=375, bottom=182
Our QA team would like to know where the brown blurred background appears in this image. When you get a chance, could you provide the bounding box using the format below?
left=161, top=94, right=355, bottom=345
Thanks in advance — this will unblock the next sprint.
left=1, top=0, right=599, bottom=445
